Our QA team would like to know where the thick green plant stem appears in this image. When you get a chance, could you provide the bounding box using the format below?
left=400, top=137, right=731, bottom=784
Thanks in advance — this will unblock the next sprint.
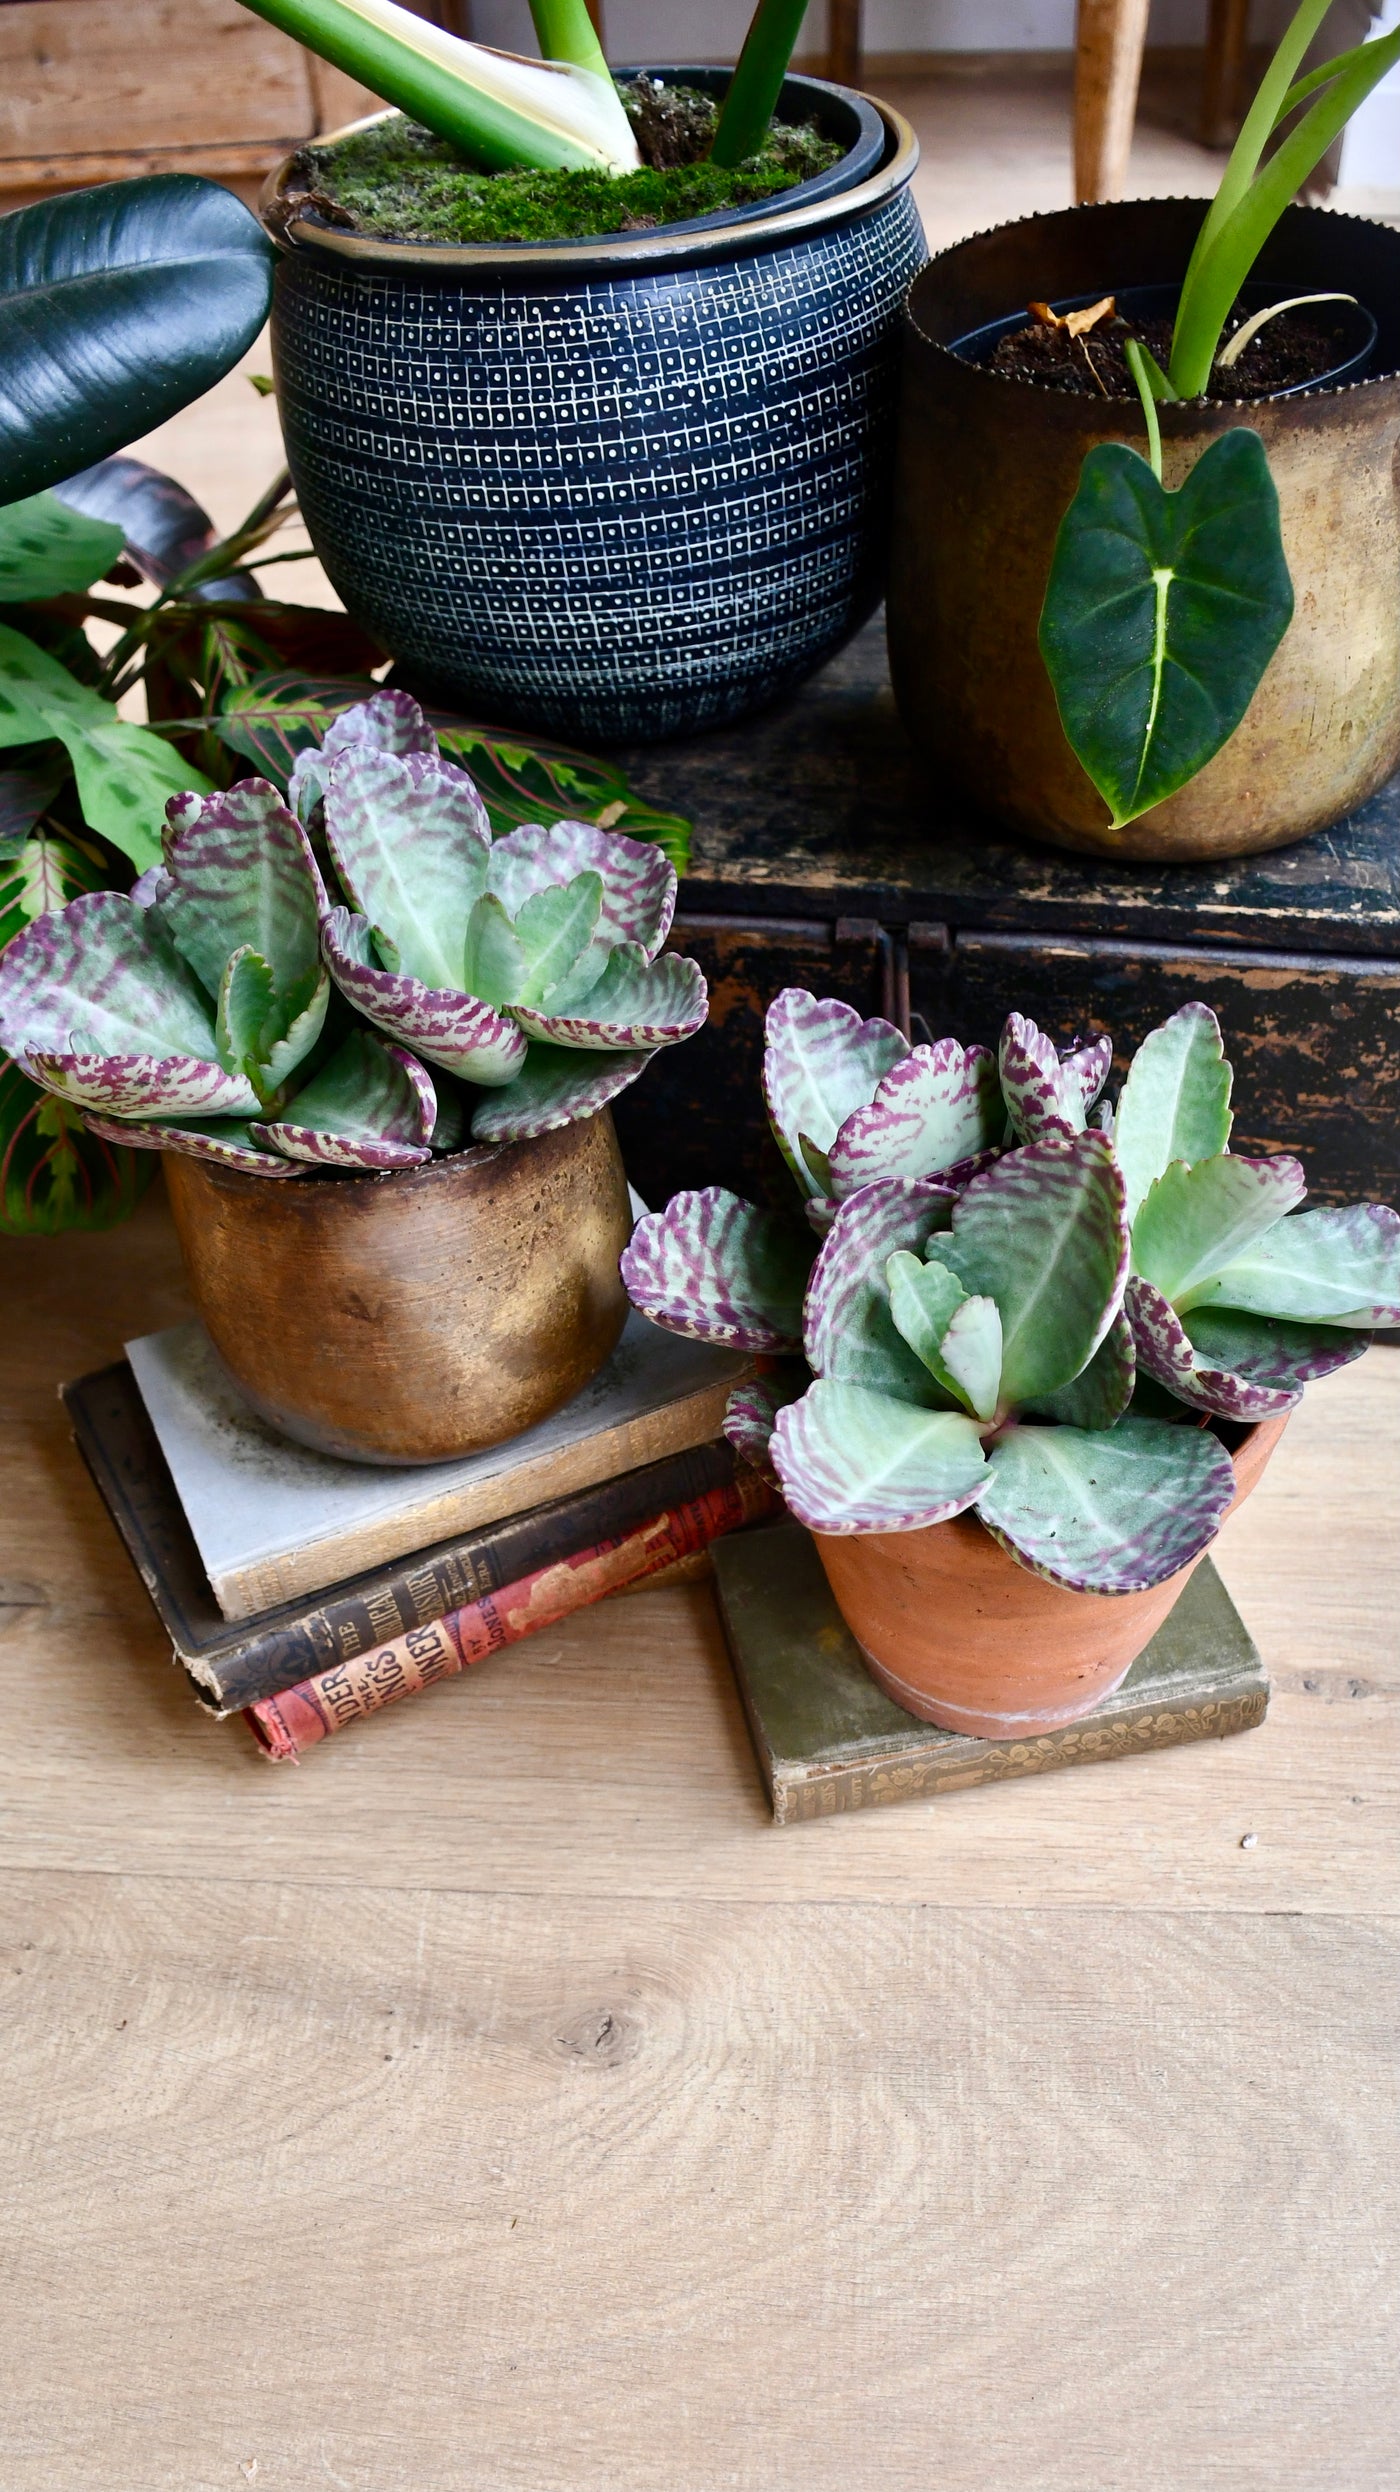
left=528, top=0, right=609, bottom=79
left=710, top=0, right=810, bottom=168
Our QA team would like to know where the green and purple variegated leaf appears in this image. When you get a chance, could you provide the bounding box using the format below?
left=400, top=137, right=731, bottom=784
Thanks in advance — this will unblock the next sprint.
left=467, top=1040, right=653, bottom=1143
left=79, top=1106, right=300, bottom=1174
left=722, top=1372, right=807, bottom=1485
left=621, top=1187, right=811, bottom=1353
left=978, top=1413, right=1236, bottom=1593
left=885, top=1251, right=974, bottom=1408
left=940, top=1134, right=1129, bottom=1409
left=1063, top=1032, right=1113, bottom=1115
left=1023, top=1307, right=1136, bottom=1429
left=287, top=687, right=437, bottom=823
left=998, top=1013, right=1081, bottom=1144
left=322, top=746, right=491, bottom=990
left=25, top=1045, right=255, bottom=1119
left=1114, top=1002, right=1233, bottom=1224
left=215, top=941, right=329, bottom=1104
left=160, top=778, right=326, bottom=1000
left=771, top=1380, right=988, bottom=1535
left=484, top=818, right=676, bottom=958
left=1192, top=1202, right=1400, bottom=1329
left=252, top=1033, right=435, bottom=1170
left=321, top=907, right=526, bottom=1086
left=826, top=1039, right=1001, bottom=1199
left=511, top=943, right=707, bottom=1051
left=1127, top=1275, right=1351, bottom=1418
left=805, top=1195, right=839, bottom=1237
left=763, top=989, right=909, bottom=1199
left=1133, top=1152, right=1307, bottom=1311
left=804, top=1176, right=958, bottom=1405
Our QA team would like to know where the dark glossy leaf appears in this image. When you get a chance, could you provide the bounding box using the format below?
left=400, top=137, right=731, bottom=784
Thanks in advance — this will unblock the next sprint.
left=1039, top=431, right=1294, bottom=829
left=0, top=178, right=275, bottom=505
left=50, top=455, right=245, bottom=593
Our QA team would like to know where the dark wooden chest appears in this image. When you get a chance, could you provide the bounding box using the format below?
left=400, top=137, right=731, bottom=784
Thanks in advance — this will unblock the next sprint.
left=611, top=616, right=1400, bottom=1215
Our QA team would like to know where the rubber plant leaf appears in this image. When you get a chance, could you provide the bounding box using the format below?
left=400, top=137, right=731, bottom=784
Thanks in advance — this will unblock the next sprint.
left=1113, top=1001, right=1233, bottom=1224
left=620, top=1187, right=812, bottom=1353
left=51, top=455, right=245, bottom=594
left=763, top=988, right=909, bottom=1199
left=771, top=1380, right=990, bottom=1536
left=0, top=492, right=124, bottom=601
left=0, top=622, right=209, bottom=871
left=803, top=1175, right=959, bottom=1407
left=0, top=177, right=275, bottom=504
left=1038, top=432, right=1294, bottom=829
left=936, top=1133, right=1129, bottom=1409
left=467, top=1041, right=652, bottom=1143
left=977, top=1413, right=1236, bottom=1594
left=826, top=1038, right=1001, bottom=1198
left=1131, top=1151, right=1307, bottom=1311
left=1126, top=1275, right=1361, bottom=1418
left=0, top=888, right=257, bottom=1118
left=1187, top=1201, right=1400, bottom=1327
left=252, top=1032, right=436, bottom=1170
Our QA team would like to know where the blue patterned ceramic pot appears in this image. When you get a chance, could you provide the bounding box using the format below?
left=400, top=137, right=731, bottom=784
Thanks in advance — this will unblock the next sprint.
left=264, top=81, right=924, bottom=741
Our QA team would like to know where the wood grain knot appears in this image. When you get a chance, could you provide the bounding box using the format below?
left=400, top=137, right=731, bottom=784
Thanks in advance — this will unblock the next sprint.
left=552, top=2006, right=641, bottom=2067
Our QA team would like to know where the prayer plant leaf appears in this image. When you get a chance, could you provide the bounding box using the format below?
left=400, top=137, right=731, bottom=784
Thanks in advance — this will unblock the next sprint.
left=979, top=1414, right=1236, bottom=1594
left=161, top=779, right=325, bottom=1001
left=252, top=1032, right=435, bottom=1170
left=1039, top=433, right=1294, bottom=830
left=938, top=1134, right=1129, bottom=1409
left=1127, top=1275, right=1359, bottom=1418
left=484, top=818, right=676, bottom=956
left=0, top=491, right=124, bottom=601
left=1113, top=1002, right=1233, bottom=1224
left=80, top=1106, right=300, bottom=1175
left=1022, top=1306, right=1136, bottom=1429
left=998, top=1013, right=1081, bottom=1143
left=0, top=176, right=275, bottom=504
left=0, top=622, right=208, bottom=872
left=1132, top=1151, right=1306, bottom=1310
left=0, top=1071, right=155, bottom=1235
left=827, top=1039, right=1001, bottom=1197
left=620, top=1188, right=811, bottom=1354
left=1190, top=1201, right=1400, bottom=1328
left=763, top=989, right=908, bottom=1199
left=510, top=943, right=707, bottom=1051
left=322, top=744, right=492, bottom=989
left=804, top=1177, right=959, bottom=1407
left=0, top=749, right=68, bottom=858
left=467, top=1041, right=652, bottom=1143
left=771, top=1380, right=989, bottom=1536
left=321, top=906, right=526, bottom=1086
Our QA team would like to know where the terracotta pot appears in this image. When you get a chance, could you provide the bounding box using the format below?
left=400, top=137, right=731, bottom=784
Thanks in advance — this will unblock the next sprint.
left=886, top=199, right=1400, bottom=863
left=164, top=1110, right=632, bottom=1465
left=814, top=1413, right=1288, bottom=1740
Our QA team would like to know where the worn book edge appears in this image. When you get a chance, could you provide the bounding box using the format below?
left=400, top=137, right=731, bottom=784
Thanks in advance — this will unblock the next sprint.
left=713, top=1524, right=1269, bottom=1825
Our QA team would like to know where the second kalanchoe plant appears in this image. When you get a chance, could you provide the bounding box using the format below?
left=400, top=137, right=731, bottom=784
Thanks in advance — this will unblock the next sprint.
left=623, top=989, right=1400, bottom=1596
left=0, top=690, right=707, bottom=1174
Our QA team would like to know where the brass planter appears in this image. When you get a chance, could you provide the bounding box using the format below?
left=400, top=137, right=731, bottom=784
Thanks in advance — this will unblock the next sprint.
left=164, top=1110, right=632, bottom=1464
left=887, top=199, right=1400, bottom=862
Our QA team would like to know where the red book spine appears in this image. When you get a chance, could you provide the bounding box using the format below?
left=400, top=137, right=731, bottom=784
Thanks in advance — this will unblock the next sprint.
left=244, top=1468, right=776, bottom=1761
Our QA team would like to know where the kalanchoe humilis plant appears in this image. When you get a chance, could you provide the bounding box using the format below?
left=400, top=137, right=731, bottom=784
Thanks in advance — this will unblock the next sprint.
left=621, top=986, right=1400, bottom=1595
left=310, top=692, right=707, bottom=1144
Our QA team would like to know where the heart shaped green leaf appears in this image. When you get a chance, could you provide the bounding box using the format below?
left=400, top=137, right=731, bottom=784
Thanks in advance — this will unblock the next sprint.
left=1039, top=432, right=1294, bottom=829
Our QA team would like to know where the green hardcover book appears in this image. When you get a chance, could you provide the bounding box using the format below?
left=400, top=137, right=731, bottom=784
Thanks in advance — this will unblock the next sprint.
left=713, top=1522, right=1269, bottom=1824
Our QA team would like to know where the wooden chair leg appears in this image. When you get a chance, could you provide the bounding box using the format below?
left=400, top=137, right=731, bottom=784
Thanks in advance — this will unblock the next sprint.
left=1073, top=0, right=1152, bottom=204
left=827, top=0, right=861, bottom=93
left=1201, top=0, right=1252, bottom=148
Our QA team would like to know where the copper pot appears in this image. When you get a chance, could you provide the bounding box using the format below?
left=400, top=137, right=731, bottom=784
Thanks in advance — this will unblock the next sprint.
left=887, top=199, right=1400, bottom=863
left=814, top=1412, right=1286, bottom=1739
left=164, top=1110, right=632, bottom=1464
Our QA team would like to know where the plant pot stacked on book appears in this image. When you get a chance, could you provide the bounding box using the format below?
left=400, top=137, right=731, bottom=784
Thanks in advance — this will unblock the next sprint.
left=621, top=987, right=1400, bottom=1740
left=0, top=691, right=710, bottom=1464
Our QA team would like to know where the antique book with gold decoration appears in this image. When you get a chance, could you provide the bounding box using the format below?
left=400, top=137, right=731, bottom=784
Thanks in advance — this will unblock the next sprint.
left=714, top=1522, right=1269, bottom=1824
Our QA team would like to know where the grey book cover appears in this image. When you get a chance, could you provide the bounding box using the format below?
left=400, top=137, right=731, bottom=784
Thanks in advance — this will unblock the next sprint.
left=714, top=1522, right=1269, bottom=1824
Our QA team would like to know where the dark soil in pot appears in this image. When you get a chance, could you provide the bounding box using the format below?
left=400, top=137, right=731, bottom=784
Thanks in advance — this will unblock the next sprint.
left=981, top=298, right=1371, bottom=399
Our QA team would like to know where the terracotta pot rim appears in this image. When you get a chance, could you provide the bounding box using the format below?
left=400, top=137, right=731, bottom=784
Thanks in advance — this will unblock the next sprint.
left=906, top=196, right=1400, bottom=407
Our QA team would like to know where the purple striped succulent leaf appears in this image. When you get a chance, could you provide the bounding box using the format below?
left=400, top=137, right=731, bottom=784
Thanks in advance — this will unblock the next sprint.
left=288, top=689, right=439, bottom=824
left=467, top=1042, right=652, bottom=1143
left=804, top=1195, right=839, bottom=1237
left=251, top=1033, right=435, bottom=1170
left=1062, top=1032, right=1113, bottom=1114
left=978, top=1413, right=1236, bottom=1593
left=722, top=1373, right=807, bottom=1484
left=511, top=944, right=707, bottom=1051
left=322, top=745, right=492, bottom=988
left=762, top=989, right=909, bottom=1199
left=1189, top=1201, right=1400, bottom=1328
left=804, top=1176, right=960, bottom=1406
left=1129, top=1275, right=1363, bottom=1417
left=998, top=1013, right=1081, bottom=1144
left=771, top=1380, right=989, bottom=1535
left=621, top=1187, right=812, bottom=1353
left=484, top=819, right=676, bottom=956
left=1022, top=1306, right=1136, bottom=1429
left=79, top=1107, right=302, bottom=1175
left=1132, top=1152, right=1307, bottom=1312
left=885, top=1250, right=972, bottom=1406
left=938, top=1135, right=1129, bottom=1408
left=321, top=907, right=526, bottom=1085
left=1114, top=1003, right=1233, bottom=1223
left=159, top=779, right=326, bottom=1001
left=826, top=1039, right=1002, bottom=1199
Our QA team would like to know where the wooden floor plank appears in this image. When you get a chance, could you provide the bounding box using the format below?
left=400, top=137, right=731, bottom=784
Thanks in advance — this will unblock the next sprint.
left=0, top=1873, right=1394, bottom=2492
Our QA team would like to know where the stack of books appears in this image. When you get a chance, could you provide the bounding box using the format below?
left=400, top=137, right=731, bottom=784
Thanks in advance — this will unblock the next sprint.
left=65, top=1312, right=770, bottom=1761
